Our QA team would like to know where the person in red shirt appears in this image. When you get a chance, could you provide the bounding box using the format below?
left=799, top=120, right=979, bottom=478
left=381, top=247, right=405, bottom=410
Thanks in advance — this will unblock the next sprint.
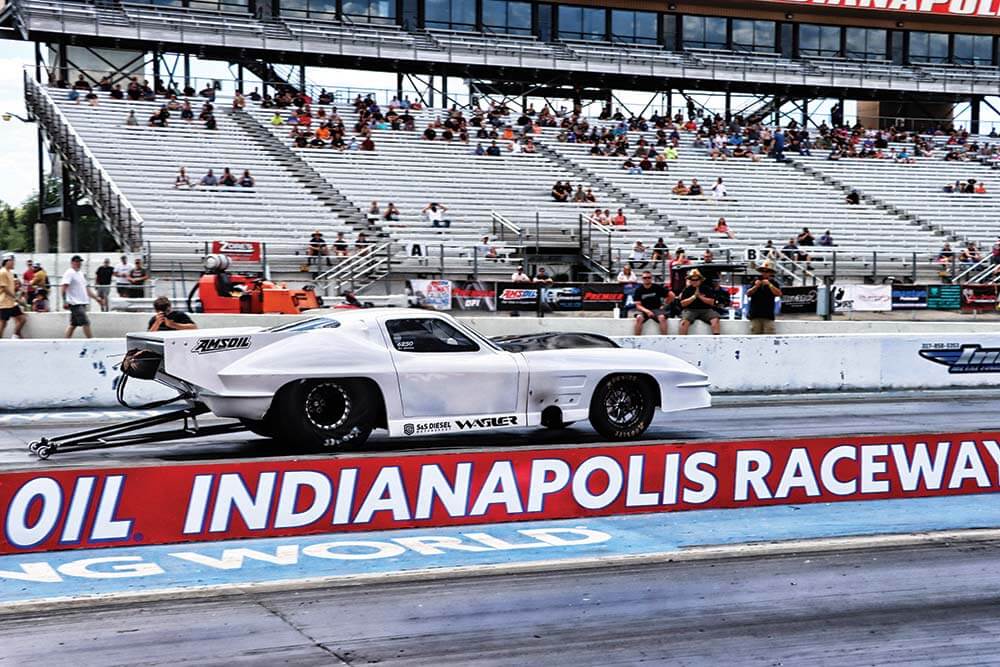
left=612, top=209, right=627, bottom=226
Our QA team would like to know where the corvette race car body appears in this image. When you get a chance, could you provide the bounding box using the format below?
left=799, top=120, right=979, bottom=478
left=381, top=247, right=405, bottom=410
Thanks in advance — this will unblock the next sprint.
left=124, top=308, right=710, bottom=449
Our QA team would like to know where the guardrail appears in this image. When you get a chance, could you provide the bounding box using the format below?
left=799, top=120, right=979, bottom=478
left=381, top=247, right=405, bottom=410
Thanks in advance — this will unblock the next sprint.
left=24, top=73, right=145, bottom=250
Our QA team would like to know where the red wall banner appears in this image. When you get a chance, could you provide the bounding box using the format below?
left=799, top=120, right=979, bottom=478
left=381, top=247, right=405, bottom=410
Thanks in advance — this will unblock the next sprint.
left=759, top=0, right=1000, bottom=19
left=3, top=431, right=1000, bottom=554
left=210, top=240, right=262, bottom=262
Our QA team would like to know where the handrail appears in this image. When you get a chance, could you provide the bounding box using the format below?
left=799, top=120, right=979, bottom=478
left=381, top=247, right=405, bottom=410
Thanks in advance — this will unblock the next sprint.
left=954, top=254, right=993, bottom=283
left=24, top=74, right=145, bottom=250
left=490, top=211, right=523, bottom=244
left=313, top=241, right=393, bottom=294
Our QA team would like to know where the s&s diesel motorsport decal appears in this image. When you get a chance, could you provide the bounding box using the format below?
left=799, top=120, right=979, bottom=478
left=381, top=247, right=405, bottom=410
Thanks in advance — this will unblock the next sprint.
left=192, top=336, right=253, bottom=354
left=4, top=431, right=1000, bottom=555
left=919, top=344, right=1000, bottom=373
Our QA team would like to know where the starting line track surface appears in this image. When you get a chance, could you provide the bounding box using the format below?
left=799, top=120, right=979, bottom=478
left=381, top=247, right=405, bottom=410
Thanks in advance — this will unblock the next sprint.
left=2, top=493, right=1000, bottom=608
left=2, top=430, right=1000, bottom=555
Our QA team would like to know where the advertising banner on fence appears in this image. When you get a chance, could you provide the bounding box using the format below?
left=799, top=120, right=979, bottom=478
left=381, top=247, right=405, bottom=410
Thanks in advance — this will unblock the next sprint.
left=840, top=284, right=892, bottom=312
left=4, top=431, right=1000, bottom=554
left=927, top=284, right=962, bottom=309
left=582, top=283, right=625, bottom=310
left=892, top=285, right=929, bottom=310
left=496, top=282, right=540, bottom=311
left=210, top=241, right=262, bottom=262
left=778, top=286, right=818, bottom=314
left=961, top=284, right=998, bottom=313
left=407, top=280, right=452, bottom=311
left=451, top=280, right=496, bottom=311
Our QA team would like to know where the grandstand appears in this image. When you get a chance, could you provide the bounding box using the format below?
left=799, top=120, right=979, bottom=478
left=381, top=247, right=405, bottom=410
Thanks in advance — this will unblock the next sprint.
left=7, top=0, right=1000, bottom=293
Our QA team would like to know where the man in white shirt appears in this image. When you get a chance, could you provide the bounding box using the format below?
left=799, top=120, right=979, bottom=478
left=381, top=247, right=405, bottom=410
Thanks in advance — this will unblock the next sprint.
left=616, top=264, right=639, bottom=283
left=61, top=255, right=105, bottom=338
left=510, top=266, right=531, bottom=282
left=114, top=254, right=131, bottom=297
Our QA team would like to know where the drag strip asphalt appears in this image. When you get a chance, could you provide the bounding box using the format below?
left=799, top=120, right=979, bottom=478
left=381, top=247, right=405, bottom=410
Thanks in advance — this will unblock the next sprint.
left=3, top=534, right=1000, bottom=665
left=1, top=390, right=997, bottom=469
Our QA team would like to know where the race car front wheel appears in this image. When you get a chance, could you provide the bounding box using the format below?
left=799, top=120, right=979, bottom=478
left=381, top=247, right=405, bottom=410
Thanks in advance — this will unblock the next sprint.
left=276, top=379, right=375, bottom=451
left=589, top=374, right=656, bottom=440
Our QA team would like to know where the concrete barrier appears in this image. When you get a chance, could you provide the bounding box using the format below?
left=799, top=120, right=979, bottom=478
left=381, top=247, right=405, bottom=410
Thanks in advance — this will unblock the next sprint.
left=3, top=332, right=999, bottom=409
left=10, top=311, right=1000, bottom=340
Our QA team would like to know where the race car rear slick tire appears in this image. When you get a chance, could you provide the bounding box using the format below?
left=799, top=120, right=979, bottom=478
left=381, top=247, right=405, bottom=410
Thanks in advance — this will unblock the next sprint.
left=589, top=374, right=656, bottom=440
left=276, top=379, right=375, bottom=451
left=239, top=415, right=277, bottom=438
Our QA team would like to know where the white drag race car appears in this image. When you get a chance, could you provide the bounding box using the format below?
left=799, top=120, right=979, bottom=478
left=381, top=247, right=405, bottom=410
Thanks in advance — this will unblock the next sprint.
left=123, top=308, right=710, bottom=450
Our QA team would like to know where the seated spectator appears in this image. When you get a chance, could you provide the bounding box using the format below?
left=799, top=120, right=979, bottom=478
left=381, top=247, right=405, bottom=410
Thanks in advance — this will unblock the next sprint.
left=612, top=209, right=627, bottom=226
left=798, top=227, right=815, bottom=246
left=31, top=288, right=49, bottom=313
left=270, top=111, right=284, bottom=126
left=818, top=230, right=835, bottom=247
left=148, top=297, right=197, bottom=332
left=367, top=201, right=381, bottom=222
left=174, top=167, right=192, bottom=188
left=220, top=168, right=237, bottom=186
left=180, top=101, right=194, bottom=121
left=701, top=248, right=715, bottom=264
left=383, top=203, right=400, bottom=221
left=672, top=180, right=689, bottom=196
left=355, top=232, right=371, bottom=255
left=617, top=264, right=639, bottom=283
left=784, top=237, right=812, bottom=267
left=125, top=110, right=138, bottom=127
left=423, top=202, right=449, bottom=228
left=333, top=232, right=350, bottom=257
left=623, top=158, right=641, bottom=175
left=479, top=236, right=498, bottom=260
left=975, top=182, right=987, bottom=194
left=423, top=125, right=437, bottom=140
left=204, top=114, right=217, bottom=130
left=533, top=267, right=554, bottom=284
left=688, top=179, right=703, bottom=196
left=966, top=241, right=982, bottom=262
left=573, top=185, right=588, bottom=202
left=360, top=136, right=376, bottom=151
left=473, top=143, right=485, bottom=156
left=714, top=217, right=734, bottom=238
left=486, top=141, right=502, bottom=156
left=232, top=92, right=245, bottom=110
left=937, top=242, right=954, bottom=264
left=585, top=188, right=597, bottom=203
left=711, top=177, right=727, bottom=200
left=651, top=238, right=669, bottom=262
left=238, top=169, right=255, bottom=187
left=630, top=241, right=648, bottom=269
left=148, top=106, right=169, bottom=127
left=845, top=190, right=861, bottom=205
left=552, top=181, right=569, bottom=202
left=200, top=169, right=218, bottom=186
left=307, top=230, right=329, bottom=261
left=110, top=84, right=124, bottom=100
left=654, top=154, right=668, bottom=171
left=960, top=178, right=978, bottom=193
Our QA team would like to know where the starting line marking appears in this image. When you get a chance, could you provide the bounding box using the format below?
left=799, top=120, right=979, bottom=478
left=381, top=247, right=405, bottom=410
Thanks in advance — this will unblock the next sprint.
left=2, top=493, right=1000, bottom=610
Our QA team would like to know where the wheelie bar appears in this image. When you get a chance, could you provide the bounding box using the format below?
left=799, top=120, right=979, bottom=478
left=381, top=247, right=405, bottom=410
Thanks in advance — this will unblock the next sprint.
left=27, top=403, right=247, bottom=460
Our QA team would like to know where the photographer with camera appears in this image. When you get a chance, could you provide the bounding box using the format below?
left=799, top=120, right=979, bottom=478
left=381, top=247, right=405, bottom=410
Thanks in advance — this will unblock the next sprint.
left=148, top=296, right=197, bottom=332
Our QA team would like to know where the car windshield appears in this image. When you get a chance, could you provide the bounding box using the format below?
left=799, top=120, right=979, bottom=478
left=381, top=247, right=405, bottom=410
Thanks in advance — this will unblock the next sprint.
left=263, top=317, right=340, bottom=332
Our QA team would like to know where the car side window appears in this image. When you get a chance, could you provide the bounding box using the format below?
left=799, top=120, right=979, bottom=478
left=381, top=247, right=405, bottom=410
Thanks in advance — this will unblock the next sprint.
left=385, top=318, right=480, bottom=353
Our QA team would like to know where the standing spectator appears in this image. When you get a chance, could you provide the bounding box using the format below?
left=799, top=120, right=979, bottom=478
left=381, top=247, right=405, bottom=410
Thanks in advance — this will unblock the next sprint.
left=127, top=258, right=149, bottom=298
left=746, top=261, right=782, bottom=335
left=148, top=297, right=197, bottom=331
left=114, top=255, right=131, bottom=297
left=0, top=253, right=26, bottom=339
left=22, top=259, right=35, bottom=305
left=95, top=258, right=115, bottom=311
left=61, top=255, right=104, bottom=338
left=678, top=269, right=721, bottom=335
left=510, top=266, right=531, bottom=282
left=533, top=267, right=554, bottom=284
left=617, top=264, right=639, bottom=283
left=631, top=270, right=672, bottom=335
left=423, top=202, right=450, bottom=228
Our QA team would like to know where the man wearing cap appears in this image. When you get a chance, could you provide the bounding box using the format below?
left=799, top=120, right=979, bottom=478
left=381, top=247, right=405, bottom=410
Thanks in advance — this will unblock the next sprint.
left=746, top=261, right=782, bottom=335
left=61, top=255, right=105, bottom=338
left=678, top=268, right=721, bottom=335
left=0, top=253, right=27, bottom=339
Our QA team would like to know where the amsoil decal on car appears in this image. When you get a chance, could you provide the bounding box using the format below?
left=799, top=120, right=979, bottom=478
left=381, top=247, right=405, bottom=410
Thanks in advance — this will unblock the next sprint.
left=4, top=431, right=1000, bottom=554
left=191, top=337, right=253, bottom=354
left=920, top=344, right=1000, bottom=373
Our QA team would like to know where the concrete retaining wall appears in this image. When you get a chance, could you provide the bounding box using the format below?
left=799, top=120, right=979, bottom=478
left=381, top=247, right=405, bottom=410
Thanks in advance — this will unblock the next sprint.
left=3, top=332, right=998, bottom=409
